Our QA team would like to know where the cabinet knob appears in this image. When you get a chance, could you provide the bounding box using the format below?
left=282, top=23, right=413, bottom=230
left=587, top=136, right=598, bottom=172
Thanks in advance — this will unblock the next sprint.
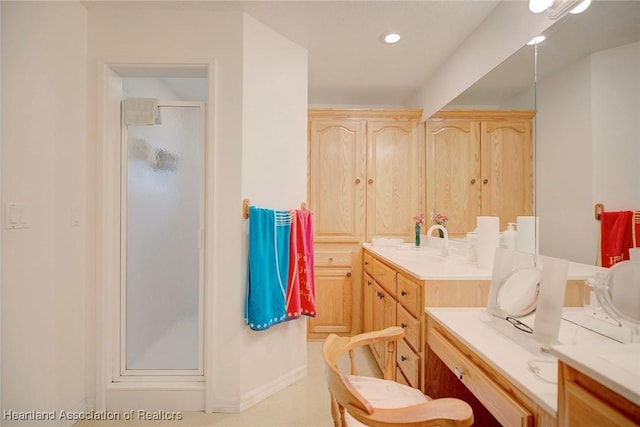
left=401, top=291, right=407, bottom=296
left=483, top=178, right=489, bottom=184
left=346, top=272, right=352, bottom=278
left=328, top=257, right=334, bottom=262
left=368, top=179, right=374, bottom=184
left=400, top=323, right=407, bottom=328
left=380, top=293, right=384, bottom=299
left=355, top=178, right=361, bottom=184
left=401, top=355, right=407, bottom=362
left=367, top=280, right=373, bottom=286
left=454, top=367, right=464, bottom=380
left=364, top=261, right=369, bottom=265
left=470, top=179, right=476, bottom=184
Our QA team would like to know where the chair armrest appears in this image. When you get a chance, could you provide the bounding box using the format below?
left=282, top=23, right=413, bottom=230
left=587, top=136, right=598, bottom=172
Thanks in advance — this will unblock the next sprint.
left=348, top=398, right=474, bottom=427
left=346, top=326, right=404, bottom=350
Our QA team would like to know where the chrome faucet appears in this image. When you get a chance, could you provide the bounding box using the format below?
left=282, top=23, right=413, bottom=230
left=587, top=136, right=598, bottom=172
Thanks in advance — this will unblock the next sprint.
left=426, top=224, right=449, bottom=257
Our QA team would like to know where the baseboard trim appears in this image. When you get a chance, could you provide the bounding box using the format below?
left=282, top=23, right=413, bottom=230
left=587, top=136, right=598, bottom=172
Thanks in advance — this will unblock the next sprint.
left=212, top=364, right=307, bottom=413
left=56, top=398, right=89, bottom=427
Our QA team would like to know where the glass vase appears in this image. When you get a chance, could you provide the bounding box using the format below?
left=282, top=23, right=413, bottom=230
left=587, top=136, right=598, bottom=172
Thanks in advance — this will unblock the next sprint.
left=415, top=225, right=421, bottom=247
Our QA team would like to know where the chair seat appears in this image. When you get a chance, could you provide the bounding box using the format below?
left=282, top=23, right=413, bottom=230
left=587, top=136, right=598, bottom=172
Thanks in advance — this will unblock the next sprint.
left=344, top=375, right=428, bottom=426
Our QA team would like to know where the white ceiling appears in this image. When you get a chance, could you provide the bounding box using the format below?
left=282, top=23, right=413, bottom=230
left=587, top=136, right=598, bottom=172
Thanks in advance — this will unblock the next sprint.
left=86, top=1, right=640, bottom=108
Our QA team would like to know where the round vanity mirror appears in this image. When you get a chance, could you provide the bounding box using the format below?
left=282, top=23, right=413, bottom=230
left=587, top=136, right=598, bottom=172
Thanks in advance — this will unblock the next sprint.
left=595, top=260, right=640, bottom=341
left=496, top=267, right=541, bottom=317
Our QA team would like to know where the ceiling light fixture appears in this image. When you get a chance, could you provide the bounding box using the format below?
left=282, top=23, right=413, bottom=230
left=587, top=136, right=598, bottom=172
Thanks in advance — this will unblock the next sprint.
left=569, top=0, right=592, bottom=14
left=383, top=33, right=401, bottom=44
left=528, top=0, right=591, bottom=19
left=527, top=35, right=546, bottom=45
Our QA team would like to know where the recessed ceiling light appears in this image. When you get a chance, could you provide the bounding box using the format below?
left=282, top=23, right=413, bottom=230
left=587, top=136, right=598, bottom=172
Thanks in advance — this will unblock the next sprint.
left=570, top=0, right=591, bottom=14
left=527, top=35, right=546, bottom=45
left=383, top=33, right=401, bottom=44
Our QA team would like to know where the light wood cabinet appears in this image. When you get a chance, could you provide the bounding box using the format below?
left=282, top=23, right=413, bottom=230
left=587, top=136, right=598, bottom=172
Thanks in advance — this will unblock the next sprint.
left=309, top=109, right=421, bottom=243
left=307, top=109, right=421, bottom=339
left=558, top=362, right=640, bottom=427
left=363, top=248, right=490, bottom=392
left=425, top=110, right=534, bottom=236
left=307, top=246, right=359, bottom=339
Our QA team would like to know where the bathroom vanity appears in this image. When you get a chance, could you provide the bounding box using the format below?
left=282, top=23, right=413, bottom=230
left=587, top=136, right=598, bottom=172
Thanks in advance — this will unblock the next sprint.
left=425, top=307, right=640, bottom=427
left=361, top=240, right=596, bottom=394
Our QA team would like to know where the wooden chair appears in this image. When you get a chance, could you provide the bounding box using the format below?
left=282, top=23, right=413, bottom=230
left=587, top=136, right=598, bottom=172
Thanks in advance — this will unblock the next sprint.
left=322, top=326, right=474, bottom=427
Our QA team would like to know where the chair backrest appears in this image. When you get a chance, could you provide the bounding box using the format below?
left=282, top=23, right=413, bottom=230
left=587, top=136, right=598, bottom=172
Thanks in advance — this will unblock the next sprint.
left=322, top=327, right=475, bottom=427
left=322, top=327, right=405, bottom=416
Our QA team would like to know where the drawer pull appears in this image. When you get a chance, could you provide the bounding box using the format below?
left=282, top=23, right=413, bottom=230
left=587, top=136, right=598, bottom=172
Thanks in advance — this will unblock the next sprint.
left=401, top=355, right=407, bottom=362
left=400, top=323, right=407, bottom=328
left=328, top=257, right=334, bottom=262
left=364, top=261, right=369, bottom=265
left=401, top=290, right=407, bottom=296
left=355, top=178, right=361, bottom=184
left=367, top=280, right=373, bottom=286
left=346, top=272, right=352, bottom=277
left=454, top=367, right=464, bottom=380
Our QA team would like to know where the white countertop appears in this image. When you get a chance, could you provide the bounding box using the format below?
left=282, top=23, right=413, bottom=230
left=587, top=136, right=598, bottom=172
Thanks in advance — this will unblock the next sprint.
left=363, top=239, right=604, bottom=281
left=425, top=307, right=631, bottom=416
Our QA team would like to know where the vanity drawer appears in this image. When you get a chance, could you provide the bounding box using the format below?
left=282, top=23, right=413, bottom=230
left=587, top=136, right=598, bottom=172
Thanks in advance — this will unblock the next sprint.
left=363, top=252, right=374, bottom=276
left=428, top=327, right=532, bottom=427
left=373, top=259, right=396, bottom=296
left=396, top=338, right=420, bottom=389
left=397, top=273, right=421, bottom=317
left=315, top=251, right=352, bottom=268
left=397, top=305, right=421, bottom=352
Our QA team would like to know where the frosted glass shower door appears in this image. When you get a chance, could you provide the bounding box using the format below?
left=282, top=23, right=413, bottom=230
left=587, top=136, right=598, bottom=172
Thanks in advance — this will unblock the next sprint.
left=122, top=103, right=204, bottom=375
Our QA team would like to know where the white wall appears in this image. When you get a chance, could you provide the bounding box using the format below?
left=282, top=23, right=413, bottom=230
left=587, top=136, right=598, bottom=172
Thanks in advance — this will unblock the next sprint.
left=87, top=4, right=308, bottom=412
left=591, top=41, right=640, bottom=210
left=239, top=13, right=308, bottom=403
left=536, top=41, right=640, bottom=264
left=408, top=0, right=553, bottom=119
left=1, top=1, right=88, bottom=424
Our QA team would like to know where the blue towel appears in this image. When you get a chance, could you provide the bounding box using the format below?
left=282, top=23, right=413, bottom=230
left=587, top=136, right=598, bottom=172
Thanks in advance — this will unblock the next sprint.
left=245, top=206, right=292, bottom=330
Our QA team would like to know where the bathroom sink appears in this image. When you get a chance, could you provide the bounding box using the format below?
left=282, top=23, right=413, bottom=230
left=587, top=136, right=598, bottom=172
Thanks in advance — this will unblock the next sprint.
left=395, top=251, right=444, bottom=264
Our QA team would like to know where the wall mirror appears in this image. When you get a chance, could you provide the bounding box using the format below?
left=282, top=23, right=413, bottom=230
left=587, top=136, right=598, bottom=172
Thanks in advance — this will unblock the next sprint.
left=446, top=1, right=640, bottom=267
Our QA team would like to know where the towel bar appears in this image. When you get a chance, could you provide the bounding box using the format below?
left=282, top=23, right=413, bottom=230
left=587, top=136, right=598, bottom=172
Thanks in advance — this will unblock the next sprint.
left=242, top=198, right=308, bottom=219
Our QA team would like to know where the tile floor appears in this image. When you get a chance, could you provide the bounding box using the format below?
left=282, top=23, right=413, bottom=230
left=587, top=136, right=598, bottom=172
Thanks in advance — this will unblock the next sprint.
left=75, top=341, right=381, bottom=427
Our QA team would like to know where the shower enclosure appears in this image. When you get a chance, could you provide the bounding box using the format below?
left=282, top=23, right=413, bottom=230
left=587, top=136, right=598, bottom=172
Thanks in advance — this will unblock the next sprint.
left=120, top=102, right=205, bottom=376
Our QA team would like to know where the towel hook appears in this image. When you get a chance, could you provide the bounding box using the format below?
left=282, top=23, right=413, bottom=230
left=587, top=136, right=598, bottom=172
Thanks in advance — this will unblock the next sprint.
left=595, top=203, right=604, bottom=220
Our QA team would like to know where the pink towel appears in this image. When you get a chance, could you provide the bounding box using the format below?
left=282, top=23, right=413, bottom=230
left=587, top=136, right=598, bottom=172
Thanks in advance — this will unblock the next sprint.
left=286, top=209, right=316, bottom=318
left=600, top=210, right=634, bottom=267
left=298, top=210, right=316, bottom=316
left=286, top=211, right=301, bottom=319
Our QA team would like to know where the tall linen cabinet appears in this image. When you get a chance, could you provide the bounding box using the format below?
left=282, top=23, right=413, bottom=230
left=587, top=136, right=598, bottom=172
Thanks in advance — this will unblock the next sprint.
left=307, top=109, right=421, bottom=339
left=425, top=110, right=534, bottom=236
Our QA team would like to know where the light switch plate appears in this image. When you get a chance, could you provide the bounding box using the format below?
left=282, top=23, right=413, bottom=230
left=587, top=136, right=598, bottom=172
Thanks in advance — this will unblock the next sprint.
left=5, top=202, right=29, bottom=229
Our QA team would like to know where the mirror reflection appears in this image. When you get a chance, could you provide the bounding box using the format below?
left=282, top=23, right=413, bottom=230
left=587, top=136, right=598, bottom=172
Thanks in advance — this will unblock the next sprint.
left=447, top=0, right=640, bottom=266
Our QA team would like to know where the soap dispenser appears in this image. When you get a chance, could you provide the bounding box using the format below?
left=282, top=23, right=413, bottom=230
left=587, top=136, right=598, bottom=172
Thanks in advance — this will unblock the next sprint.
left=502, top=223, right=517, bottom=250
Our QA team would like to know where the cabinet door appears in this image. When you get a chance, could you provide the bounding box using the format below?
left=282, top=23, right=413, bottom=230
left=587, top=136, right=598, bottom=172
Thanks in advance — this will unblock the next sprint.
left=363, top=272, right=375, bottom=333
left=366, top=119, right=419, bottom=242
left=371, top=282, right=397, bottom=373
left=425, top=119, right=482, bottom=236
left=307, top=268, right=352, bottom=335
left=481, top=119, right=533, bottom=231
left=309, top=119, right=366, bottom=242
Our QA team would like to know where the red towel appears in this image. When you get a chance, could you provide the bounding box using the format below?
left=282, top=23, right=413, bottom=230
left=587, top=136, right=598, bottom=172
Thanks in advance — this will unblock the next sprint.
left=600, top=210, right=634, bottom=268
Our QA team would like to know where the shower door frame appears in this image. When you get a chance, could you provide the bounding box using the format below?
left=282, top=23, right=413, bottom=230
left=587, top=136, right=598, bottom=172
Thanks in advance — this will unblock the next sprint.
left=116, top=101, right=206, bottom=380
